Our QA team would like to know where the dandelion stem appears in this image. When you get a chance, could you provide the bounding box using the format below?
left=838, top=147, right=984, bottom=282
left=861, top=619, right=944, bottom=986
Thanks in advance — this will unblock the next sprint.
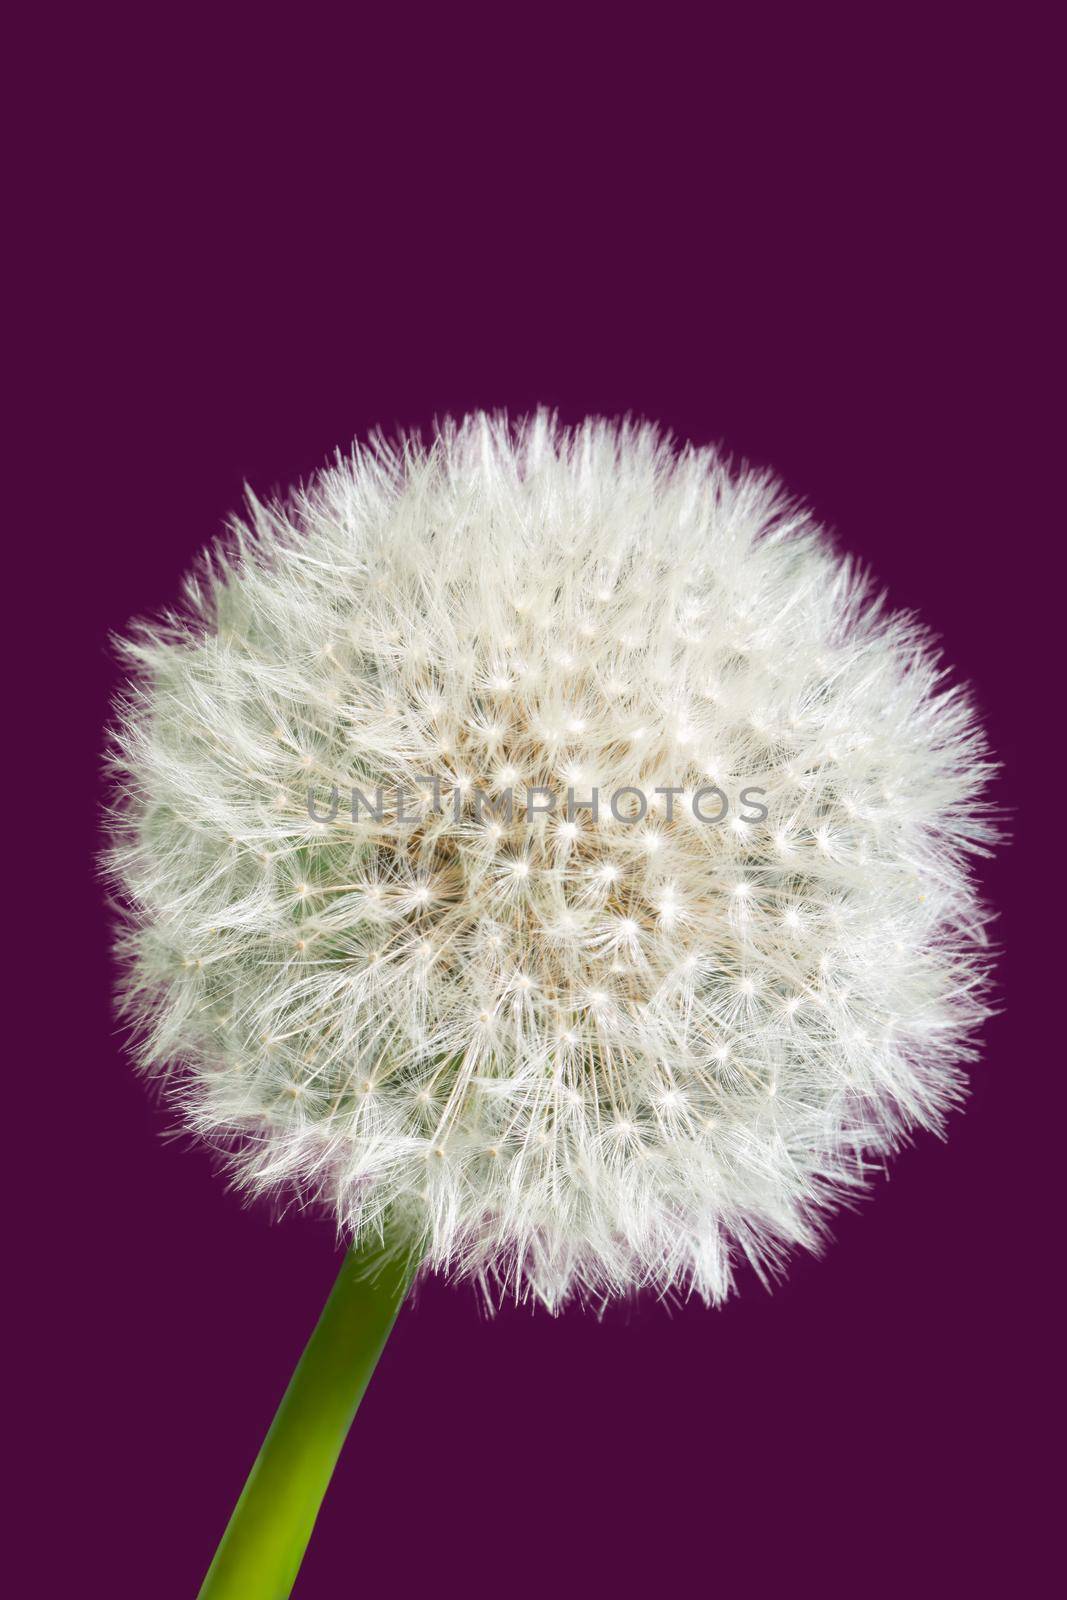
left=198, top=1240, right=417, bottom=1600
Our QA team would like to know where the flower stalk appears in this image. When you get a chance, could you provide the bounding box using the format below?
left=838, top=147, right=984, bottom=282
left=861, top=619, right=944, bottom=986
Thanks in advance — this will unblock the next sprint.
left=198, top=1241, right=417, bottom=1599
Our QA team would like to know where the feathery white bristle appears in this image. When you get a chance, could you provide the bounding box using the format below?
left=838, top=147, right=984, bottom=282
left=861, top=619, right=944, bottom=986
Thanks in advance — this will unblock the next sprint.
left=107, top=411, right=996, bottom=1310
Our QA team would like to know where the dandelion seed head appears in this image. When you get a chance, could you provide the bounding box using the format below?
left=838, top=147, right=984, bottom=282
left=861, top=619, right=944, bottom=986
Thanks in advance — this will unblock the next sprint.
left=107, top=411, right=997, bottom=1311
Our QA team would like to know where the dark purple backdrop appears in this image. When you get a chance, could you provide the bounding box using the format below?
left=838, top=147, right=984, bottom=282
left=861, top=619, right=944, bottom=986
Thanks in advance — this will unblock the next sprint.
left=26, top=9, right=1057, bottom=1597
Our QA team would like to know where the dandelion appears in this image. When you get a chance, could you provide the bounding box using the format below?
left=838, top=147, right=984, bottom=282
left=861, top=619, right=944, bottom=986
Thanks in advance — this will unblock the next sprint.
left=107, top=411, right=997, bottom=1595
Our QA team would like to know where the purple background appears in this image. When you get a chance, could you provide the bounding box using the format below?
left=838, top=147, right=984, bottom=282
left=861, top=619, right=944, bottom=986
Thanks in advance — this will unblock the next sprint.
left=29, top=9, right=1056, bottom=1597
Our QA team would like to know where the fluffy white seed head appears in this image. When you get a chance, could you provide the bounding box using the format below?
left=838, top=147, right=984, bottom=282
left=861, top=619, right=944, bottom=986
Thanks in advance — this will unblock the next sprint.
left=108, top=412, right=996, bottom=1309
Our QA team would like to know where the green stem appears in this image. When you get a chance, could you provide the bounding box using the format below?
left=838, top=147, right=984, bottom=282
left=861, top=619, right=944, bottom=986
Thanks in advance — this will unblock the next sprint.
left=198, top=1240, right=417, bottom=1600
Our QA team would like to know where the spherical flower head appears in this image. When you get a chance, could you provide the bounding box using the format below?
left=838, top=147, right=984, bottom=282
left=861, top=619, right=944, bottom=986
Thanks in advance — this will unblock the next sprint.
left=108, top=412, right=996, bottom=1309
